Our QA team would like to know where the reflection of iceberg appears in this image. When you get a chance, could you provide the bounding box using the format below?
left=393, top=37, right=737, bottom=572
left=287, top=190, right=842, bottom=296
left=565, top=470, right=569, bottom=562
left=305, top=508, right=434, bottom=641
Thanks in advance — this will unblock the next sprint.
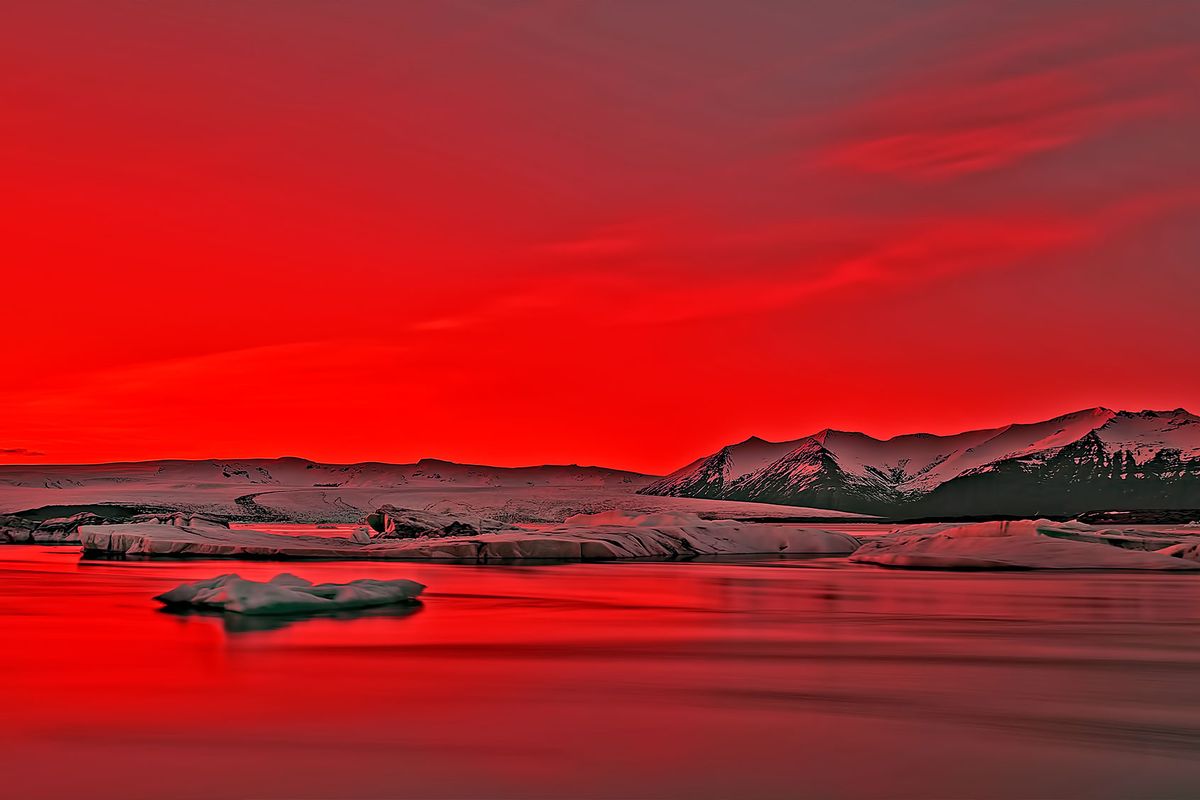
left=159, top=601, right=424, bottom=633
left=154, top=573, right=425, bottom=615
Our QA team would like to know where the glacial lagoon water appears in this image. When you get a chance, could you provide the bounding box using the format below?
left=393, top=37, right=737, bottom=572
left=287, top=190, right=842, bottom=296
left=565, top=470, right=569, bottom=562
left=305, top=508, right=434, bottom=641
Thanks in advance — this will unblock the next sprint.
left=4, top=546, right=1200, bottom=799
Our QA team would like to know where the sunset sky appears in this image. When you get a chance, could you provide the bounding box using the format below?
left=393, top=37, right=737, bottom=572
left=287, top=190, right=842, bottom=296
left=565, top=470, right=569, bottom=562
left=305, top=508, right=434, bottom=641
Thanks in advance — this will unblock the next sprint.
left=4, top=1, right=1199, bottom=473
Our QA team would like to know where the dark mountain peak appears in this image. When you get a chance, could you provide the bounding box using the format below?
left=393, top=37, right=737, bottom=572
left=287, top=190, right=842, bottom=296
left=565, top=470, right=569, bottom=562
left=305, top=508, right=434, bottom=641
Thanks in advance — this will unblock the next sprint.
left=1118, top=407, right=1196, bottom=419
left=736, top=435, right=771, bottom=445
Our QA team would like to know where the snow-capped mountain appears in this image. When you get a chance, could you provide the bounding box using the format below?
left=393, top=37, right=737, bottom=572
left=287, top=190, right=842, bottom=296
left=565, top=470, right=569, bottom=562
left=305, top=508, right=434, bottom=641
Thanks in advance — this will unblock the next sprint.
left=639, top=409, right=1200, bottom=516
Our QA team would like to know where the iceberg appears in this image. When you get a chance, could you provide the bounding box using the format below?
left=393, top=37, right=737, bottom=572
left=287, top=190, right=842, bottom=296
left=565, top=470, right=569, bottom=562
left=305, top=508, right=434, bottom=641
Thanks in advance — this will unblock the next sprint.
left=75, top=515, right=1200, bottom=569
left=1157, top=541, right=1200, bottom=562
left=0, top=510, right=230, bottom=545
left=0, top=511, right=113, bottom=544
left=154, top=573, right=425, bottom=615
left=81, top=523, right=375, bottom=558
left=80, top=512, right=860, bottom=561
left=850, top=519, right=1200, bottom=571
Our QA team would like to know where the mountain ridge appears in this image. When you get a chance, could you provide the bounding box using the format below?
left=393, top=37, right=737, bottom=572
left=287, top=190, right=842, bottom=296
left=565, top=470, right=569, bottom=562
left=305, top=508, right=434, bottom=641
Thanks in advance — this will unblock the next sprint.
left=0, top=456, right=652, bottom=491
left=639, top=408, right=1200, bottom=516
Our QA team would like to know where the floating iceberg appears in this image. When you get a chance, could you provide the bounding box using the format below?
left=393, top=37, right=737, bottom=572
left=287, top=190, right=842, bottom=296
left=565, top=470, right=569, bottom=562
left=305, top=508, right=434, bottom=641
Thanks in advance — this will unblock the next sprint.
left=154, top=573, right=425, bottom=615
left=1, top=511, right=230, bottom=545
left=0, top=511, right=115, bottom=544
left=82, top=523, right=377, bottom=559
left=73, top=514, right=1200, bottom=569
left=850, top=519, right=1200, bottom=571
left=80, top=511, right=860, bottom=561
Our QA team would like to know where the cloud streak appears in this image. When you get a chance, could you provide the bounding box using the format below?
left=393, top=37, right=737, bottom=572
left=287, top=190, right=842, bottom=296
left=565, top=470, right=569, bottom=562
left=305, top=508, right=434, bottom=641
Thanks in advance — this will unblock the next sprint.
left=819, top=42, right=1196, bottom=179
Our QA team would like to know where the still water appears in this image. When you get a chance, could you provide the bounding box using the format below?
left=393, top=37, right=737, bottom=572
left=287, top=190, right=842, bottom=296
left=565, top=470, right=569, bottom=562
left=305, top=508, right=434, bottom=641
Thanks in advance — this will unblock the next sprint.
left=3, top=547, right=1200, bottom=799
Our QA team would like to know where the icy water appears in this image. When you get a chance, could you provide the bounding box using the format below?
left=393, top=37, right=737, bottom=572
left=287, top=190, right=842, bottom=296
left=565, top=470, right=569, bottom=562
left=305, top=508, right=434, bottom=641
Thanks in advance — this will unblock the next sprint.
left=4, top=548, right=1200, bottom=799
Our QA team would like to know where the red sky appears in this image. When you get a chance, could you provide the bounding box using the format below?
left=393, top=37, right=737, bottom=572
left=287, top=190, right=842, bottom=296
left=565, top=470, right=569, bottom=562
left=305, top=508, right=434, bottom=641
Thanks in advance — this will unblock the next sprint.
left=3, top=1, right=1199, bottom=474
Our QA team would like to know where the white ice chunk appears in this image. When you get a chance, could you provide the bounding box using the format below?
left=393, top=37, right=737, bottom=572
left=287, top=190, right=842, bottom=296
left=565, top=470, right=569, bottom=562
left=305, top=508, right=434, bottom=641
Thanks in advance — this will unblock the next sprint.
left=82, top=516, right=860, bottom=561
left=154, top=573, right=425, bottom=615
left=851, top=519, right=1200, bottom=571
left=1157, top=541, right=1200, bottom=562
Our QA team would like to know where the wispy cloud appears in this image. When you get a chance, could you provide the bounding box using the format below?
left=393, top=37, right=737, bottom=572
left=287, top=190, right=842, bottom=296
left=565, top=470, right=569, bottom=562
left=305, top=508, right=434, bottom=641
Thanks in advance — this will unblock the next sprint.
left=0, top=447, right=43, bottom=456
left=609, top=215, right=1090, bottom=324
left=532, top=236, right=639, bottom=257
left=518, top=187, right=1198, bottom=327
left=820, top=44, right=1195, bottom=180
left=825, top=95, right=1168, bottom=179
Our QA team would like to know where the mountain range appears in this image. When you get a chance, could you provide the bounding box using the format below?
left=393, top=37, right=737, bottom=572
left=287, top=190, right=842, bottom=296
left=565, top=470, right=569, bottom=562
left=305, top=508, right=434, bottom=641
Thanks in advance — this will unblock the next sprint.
left=0, top=457, right=648, bottom=491
left=638, top=408, right=1200, bottom=517
left=4, top=408, right=1199, bottom=519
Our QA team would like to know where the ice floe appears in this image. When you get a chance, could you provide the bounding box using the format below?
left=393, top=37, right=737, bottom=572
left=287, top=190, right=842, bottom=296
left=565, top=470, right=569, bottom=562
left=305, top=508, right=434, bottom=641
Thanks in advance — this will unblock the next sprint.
left=69, top=512, right=1200, bottom=570
left=80, top=510, right=860, bottom=561
left=0, top=511, right=229, bottom=545
left=850, top=519, right=1200, bottom=571
left=154, top=573, right=425, bottom=615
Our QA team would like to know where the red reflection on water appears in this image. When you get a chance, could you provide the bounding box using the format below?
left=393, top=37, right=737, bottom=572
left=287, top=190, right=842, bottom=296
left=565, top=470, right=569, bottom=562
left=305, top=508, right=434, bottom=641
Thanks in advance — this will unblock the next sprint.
left=3, top=549, right=1200, bottom=799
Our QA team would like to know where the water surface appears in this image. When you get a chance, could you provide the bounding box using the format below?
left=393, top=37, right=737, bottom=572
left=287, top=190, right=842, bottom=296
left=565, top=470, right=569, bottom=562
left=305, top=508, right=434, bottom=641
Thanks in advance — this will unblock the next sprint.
left=3, top=547, right=1200, bottom=799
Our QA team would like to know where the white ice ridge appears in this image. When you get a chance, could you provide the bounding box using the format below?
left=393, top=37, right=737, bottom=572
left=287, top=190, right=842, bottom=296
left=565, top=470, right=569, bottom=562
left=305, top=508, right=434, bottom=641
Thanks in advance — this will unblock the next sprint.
left=154, top=573, right=425, bottom=615
left=850, top=519, right=1200, bottom=571
left=81, top=511, right=861, bottom=560
left=82, top=515, right=1200, bottom=569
